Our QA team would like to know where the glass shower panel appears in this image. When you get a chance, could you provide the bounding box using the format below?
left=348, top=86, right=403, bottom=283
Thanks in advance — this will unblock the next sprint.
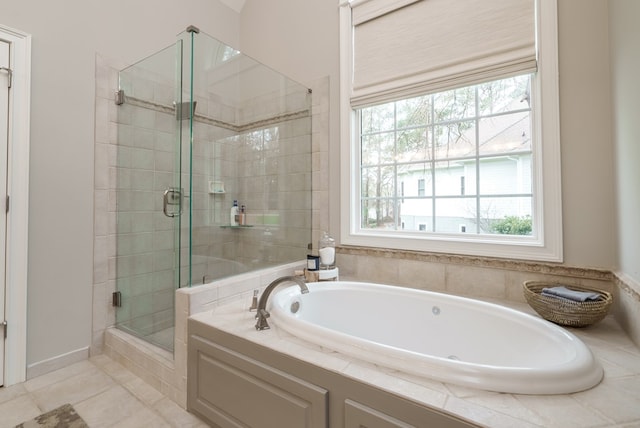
left=115, top=41, right=183, bottom=352
left=183, top=30, right=313, bottom=285
left=113, top=27, right=313, bottom=354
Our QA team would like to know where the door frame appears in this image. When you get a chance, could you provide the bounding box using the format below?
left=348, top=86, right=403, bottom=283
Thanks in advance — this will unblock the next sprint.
left=1, top=24, right=31, bottom=387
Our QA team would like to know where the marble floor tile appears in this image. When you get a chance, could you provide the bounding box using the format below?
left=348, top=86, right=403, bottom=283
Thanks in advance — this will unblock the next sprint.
left=23, top=359, right=96, bottom=393
left=74, top=385, right=149, bottom=427
left=30, top=366, right=115, bottom=412
left=0, top=394, right=42, bottom=428
left=3, top=356, right=207, bottom=428
left=96, top=358, right=140, bottom=385
left=121, top=376, right=165, bottom=406
left=153, top=397, right=210, bottom=428
left=110, top=407, right=172, bottom=428
left=0, top=382, right=27, bottom=405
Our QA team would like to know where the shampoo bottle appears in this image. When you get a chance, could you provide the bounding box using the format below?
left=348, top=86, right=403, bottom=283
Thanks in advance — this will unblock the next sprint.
left=230, top=200, right=239, bottom=226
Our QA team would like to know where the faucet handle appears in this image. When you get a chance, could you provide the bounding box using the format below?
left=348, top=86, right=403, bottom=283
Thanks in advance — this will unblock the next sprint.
left=249, top=289, right=259, bottom=312
left=255, top=309, right=271, bottom=330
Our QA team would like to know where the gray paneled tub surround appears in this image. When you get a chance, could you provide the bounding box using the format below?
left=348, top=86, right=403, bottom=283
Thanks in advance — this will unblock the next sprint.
left=186, top=279, right=640, bottom=427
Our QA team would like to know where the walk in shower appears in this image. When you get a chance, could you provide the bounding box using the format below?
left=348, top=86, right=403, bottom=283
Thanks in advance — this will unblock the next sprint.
left=113, top=27, right=312, bottom=352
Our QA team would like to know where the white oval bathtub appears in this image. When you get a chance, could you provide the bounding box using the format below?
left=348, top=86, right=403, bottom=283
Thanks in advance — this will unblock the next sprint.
left=268, top=281, right=603, bottom=394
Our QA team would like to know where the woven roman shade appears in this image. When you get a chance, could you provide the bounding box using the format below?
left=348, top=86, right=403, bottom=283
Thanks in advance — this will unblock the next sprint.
left=350, top=0, right=537, bottom=106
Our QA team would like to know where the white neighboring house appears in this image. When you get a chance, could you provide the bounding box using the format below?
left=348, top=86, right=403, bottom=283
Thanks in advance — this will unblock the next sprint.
left=397, top=111, right=533, bottom=234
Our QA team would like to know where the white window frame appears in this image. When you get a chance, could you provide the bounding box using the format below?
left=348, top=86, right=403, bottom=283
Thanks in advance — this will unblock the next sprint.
left=339, top=0, right=562, bottom=262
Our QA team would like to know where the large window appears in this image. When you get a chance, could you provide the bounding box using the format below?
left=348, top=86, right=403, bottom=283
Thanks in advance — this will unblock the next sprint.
left=339, top=0, right=562, bottom=261
left=359, top=75, right=533, bottom=236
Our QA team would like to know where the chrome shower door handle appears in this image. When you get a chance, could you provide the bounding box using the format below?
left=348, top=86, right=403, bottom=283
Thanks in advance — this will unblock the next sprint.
left=163, top=187, right=183, bottom=217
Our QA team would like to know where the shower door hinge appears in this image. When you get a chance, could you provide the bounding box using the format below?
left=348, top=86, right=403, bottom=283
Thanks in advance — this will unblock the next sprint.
left=114, top=89, right=124, bottom=105
left=112, top=291, right=122, bottom=307
left=5, top=195, right=8, bottom=213
left=1, top=320, right=7, bottom=339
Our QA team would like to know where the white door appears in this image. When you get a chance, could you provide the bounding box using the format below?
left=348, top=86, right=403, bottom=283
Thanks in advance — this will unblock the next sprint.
left=0, top=39, right=10, bottom=386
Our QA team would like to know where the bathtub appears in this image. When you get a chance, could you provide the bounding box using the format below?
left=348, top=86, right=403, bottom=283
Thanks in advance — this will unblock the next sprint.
left=268, top=281, right=603, bottom=394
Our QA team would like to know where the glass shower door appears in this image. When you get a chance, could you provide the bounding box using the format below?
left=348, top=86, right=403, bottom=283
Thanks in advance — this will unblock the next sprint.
left=114, top=41, right=185, bottom=352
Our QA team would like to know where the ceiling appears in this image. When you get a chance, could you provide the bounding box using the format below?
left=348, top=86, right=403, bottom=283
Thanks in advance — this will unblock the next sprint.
left=219, top=0, right=246, bottom=13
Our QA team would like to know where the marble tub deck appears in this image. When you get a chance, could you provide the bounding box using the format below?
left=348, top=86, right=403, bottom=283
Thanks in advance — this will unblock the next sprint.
left=191, top=293, right=640, bottom=428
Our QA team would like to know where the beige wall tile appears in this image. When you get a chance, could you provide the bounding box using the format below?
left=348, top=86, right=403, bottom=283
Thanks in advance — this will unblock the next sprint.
left=397, top=259, right=446, bottom=291
left=444, top=265, right=507, bottom=299
left=356, top=255, right=399, bottom=284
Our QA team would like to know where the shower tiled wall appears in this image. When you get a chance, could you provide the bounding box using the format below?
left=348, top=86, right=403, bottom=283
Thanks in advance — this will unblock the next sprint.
left=187, top=90, right=313, bottom=282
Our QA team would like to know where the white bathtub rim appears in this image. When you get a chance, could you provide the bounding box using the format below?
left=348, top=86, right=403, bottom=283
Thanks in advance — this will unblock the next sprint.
left=269, top=281, right=604, bottom=395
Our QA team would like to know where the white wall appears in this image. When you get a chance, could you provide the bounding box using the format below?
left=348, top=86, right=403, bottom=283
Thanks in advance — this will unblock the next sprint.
left=609, top=0, right=640, bottom=284
left=240, top=0, right=618, bottom=270
left=557, top=0, right=617, bottom=268
left=2, top=0, right=239, bottom=369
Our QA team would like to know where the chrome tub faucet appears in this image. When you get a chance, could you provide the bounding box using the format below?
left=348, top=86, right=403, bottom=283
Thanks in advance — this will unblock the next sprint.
left=255, top=276, right=309, bottom=331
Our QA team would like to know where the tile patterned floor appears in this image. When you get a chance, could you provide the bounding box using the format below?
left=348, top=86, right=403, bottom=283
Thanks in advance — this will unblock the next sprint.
left=0, top=355, right=208, bottom=428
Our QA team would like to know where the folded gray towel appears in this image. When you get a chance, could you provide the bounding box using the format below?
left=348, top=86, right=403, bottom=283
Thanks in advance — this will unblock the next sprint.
left=541, top=286, right=601, bottom=302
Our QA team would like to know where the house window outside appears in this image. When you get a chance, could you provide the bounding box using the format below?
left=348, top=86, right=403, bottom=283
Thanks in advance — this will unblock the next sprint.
left=359, top=74, right=533, bottom=236
left=417, top=178, right=425, bottom=196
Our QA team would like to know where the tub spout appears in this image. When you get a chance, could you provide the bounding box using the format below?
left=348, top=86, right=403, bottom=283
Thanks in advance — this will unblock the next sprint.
left=255, top=276, right=308, bottom=331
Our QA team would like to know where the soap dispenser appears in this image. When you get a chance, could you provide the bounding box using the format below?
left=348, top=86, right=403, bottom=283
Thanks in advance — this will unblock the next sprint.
left=318, top=231, right=335, bottom=269
left=239, top=205, right=246, bottom=225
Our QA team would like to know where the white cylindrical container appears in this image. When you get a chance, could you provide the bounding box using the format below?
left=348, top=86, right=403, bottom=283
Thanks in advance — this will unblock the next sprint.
left=318, top=231, right=335, bottom=269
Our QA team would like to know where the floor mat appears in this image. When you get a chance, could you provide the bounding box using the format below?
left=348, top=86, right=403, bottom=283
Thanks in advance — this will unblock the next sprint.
left=15, top=403, right=89, bottom=428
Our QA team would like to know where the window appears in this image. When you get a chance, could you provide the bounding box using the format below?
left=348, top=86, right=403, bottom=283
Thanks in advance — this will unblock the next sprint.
left=417, top=179, right=425, bottom=197
left=340, top=0, right=562, bottom=261
left=359, top=75, right=533, bottom=236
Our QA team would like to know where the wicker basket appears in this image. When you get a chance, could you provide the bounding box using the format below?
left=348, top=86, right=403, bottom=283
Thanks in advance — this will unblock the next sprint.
left=523, top=281, right=613, bottom=327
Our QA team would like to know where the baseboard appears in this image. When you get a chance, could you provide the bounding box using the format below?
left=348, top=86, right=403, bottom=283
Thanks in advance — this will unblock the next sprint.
left=26, top=347, right=89, bottom=380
